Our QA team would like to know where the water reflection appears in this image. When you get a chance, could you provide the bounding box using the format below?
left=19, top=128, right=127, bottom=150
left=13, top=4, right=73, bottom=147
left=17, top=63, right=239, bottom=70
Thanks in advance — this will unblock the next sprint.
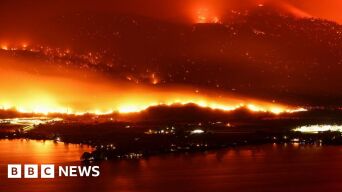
left=0, top=140, right=342, bottom=192
left=0, top=139, right=92, bottom=164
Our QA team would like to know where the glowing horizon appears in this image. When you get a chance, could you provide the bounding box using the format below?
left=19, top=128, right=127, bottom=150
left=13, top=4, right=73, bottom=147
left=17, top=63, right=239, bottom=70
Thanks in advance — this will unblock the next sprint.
left=0, top=95, right=306, bottom=116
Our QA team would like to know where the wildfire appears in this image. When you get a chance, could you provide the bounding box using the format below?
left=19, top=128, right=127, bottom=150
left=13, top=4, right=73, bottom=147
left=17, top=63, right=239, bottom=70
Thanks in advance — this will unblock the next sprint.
left=1, top=44, right=8, bottom=50
left=150, top=73, right=159, bottom=85
left=0, top=42, right=306, bottom=116
left=0, top=94, right=306, bottom=115
left=195, top=8, right=221, bottom=24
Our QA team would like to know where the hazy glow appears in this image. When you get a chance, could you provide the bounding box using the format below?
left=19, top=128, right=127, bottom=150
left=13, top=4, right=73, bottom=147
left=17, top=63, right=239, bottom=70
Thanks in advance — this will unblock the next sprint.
left=0, top=70, right=305, bottom=115
left=194, top=6, right=221, bottom=24
left=4, top=95, right=303, bottom=115
left=0, top=83, right=304, bottom=115
left=293, top=125, right=342, bottom=133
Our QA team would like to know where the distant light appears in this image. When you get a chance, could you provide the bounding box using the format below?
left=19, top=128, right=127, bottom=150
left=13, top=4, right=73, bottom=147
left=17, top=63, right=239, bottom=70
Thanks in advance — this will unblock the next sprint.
left=293, top=125, right=342, bottom=133
left=1, top=45, right=8, bottom=50
left=151, top=73, right=159, bottom=85
left=55, top=137, right=61, bottom=142
left=22, top=43, right=28, bottom=50
left=195, top=8, right=221, bottom=24
left=270, top=107, right=284, bottom=114
left=212, top=17, right=220, bottom=23
left=191, top=129, right=204, bottom=134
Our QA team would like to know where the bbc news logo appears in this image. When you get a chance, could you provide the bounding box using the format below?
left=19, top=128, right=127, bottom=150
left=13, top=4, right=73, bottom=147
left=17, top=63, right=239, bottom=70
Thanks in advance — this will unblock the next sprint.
left=8, top=164, right=100, bottom=178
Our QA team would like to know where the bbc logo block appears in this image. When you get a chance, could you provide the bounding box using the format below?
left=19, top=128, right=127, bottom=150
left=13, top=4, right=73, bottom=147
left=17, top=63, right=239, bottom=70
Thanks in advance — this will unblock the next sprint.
left=24, top=164, right=38, bottom=178
left=7, top=164, right=99, bottom=178
left=8, top=164, right=55, bottom=178
left=8, top=164, right=21, bottom=178
left=41, top=164, right=55, bottom=178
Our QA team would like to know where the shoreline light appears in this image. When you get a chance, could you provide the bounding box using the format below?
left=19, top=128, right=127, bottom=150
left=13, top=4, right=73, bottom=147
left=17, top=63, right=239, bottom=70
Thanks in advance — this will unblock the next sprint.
left=191, top=129, right=204, bottom=134
left=293, top=125, right=342, bottom=133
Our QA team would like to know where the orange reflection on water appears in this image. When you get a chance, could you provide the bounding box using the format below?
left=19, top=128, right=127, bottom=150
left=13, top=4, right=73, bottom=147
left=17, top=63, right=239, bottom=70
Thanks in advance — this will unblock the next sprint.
left=0, top=139, right=92, bottom=164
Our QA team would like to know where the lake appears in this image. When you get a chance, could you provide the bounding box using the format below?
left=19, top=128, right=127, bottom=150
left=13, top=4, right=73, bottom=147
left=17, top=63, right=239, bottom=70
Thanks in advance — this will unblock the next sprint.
left=0, top=140, right=342, bottom=192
